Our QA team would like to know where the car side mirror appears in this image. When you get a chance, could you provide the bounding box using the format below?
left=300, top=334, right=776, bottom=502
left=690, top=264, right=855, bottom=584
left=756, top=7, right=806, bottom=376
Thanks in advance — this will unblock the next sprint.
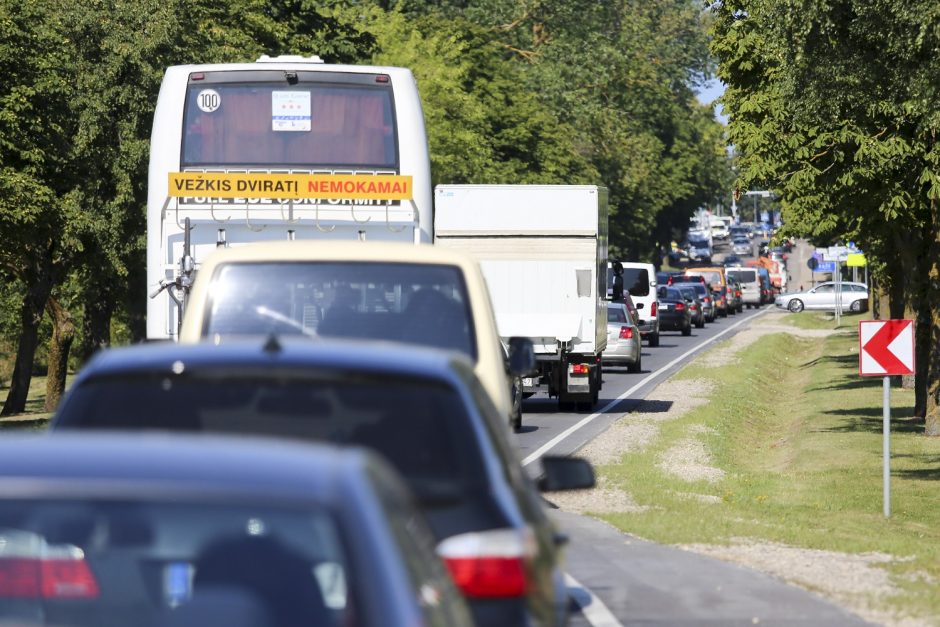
left=507, top=336, right=536, bottom=377
left=537, top=456, right=595, bottom=492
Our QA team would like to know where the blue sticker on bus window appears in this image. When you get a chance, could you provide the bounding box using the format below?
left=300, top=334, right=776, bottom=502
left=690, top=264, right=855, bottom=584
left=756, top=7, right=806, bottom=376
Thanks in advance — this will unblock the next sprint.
left=164, top=561, right=193, bottom=607
left=272, top=91, right=311, bottom=132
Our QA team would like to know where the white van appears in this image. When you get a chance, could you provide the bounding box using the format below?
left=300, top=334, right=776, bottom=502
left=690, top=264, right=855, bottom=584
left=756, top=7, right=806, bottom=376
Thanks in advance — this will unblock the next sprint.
left=725, top=266, right=762, bottom=308
left=608, top=261, right=659, bottom=346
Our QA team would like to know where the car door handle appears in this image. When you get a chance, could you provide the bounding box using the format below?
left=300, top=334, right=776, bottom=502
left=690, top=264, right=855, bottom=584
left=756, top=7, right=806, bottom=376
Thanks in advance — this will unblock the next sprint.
left=553, top=532, right=570, bottom=547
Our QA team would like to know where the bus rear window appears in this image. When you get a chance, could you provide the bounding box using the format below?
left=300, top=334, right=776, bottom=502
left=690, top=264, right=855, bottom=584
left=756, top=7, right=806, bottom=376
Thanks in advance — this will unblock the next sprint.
left=182, top=83, right=397, bottom=169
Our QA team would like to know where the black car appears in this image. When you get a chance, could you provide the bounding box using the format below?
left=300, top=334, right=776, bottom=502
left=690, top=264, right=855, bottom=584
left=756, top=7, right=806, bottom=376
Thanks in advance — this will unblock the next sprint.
left=0, top=433, right=473, bottom=627
left=672, top=281, right=715, bottom=322
left=655, top=286, right=692, bottom=336
left=675, top=285, right=706, bottom=329
left=52, top=339, right=594, bottom=627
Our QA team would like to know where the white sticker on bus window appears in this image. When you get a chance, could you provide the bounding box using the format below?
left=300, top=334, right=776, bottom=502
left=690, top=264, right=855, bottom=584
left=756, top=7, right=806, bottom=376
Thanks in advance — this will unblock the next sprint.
left=196, top=89, right=221, bottom=113
left=272, top=91, right=311, bottom=132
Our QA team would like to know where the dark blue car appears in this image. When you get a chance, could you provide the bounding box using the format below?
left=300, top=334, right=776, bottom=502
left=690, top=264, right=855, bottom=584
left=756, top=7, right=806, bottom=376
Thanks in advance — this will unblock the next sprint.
left=0, top=433, right=473, bottom=627
left=52, top=338, right=594, bottom=627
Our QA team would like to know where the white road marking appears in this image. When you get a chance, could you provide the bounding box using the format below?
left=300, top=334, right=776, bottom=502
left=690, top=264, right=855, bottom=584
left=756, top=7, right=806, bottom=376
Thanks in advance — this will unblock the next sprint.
left=522, top=308, right=771, bottom=466
left=565, top=572, right=624, bottom=627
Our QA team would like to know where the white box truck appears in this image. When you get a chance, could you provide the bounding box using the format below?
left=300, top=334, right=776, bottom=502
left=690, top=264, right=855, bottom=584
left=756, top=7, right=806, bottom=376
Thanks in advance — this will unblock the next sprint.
left=434, top=185, right=608, bottom=410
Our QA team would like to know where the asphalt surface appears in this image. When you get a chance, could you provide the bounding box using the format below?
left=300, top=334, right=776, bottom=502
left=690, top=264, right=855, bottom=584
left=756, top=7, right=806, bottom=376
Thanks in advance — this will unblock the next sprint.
left=511, top=241, right=871, bottom=626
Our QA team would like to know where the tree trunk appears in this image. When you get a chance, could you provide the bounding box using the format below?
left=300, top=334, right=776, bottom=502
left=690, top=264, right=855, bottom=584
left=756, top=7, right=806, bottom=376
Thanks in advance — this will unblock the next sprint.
left=44, top=297, right=76, bottom=412
left=1, top=269, right=53, bottom=416
left=77, top=283, right=113, bottom=364
left=924, top=201, right=940, bottom=436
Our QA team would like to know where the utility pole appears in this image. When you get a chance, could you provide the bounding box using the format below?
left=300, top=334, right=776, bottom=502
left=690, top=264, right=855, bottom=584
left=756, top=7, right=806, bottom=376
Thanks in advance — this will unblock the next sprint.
left=743, top=190, right=772, bottom=223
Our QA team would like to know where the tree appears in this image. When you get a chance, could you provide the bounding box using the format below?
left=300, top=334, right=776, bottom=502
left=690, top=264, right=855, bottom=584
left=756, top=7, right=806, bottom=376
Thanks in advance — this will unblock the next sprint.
left=710, top=0, right=940, bottom=431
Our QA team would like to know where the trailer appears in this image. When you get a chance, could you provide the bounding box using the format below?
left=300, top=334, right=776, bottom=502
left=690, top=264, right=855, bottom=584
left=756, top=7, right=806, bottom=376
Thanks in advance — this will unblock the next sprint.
left=434, top=185, right=608, bottom=410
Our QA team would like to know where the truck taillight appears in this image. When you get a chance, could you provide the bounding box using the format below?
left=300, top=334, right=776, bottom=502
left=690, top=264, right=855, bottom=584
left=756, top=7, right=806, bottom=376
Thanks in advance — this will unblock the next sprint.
left=0, top=557, right=99, bottom=599
left=619, top=326, right=634, bottom=339
left=437, top=529, right=535, bottom=598
left=571, top=364, right=590, bottom=375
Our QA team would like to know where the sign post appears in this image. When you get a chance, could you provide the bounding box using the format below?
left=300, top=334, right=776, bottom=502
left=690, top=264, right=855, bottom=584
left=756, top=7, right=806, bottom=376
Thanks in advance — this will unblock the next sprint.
left=859, top=319, right=915, bottom=517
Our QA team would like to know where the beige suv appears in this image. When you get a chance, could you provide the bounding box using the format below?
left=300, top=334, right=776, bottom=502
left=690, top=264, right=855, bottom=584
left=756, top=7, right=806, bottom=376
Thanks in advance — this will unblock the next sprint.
left=179, top=241, right=529, bottom=426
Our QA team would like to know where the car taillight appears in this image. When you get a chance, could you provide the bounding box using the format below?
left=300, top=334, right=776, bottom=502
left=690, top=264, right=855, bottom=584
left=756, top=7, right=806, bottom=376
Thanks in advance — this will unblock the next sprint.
left=704, top=297, right=711, bottom=304
left=619, top=326, right=634, bottom=339
left=736, top=290, right=742, bottom=297
left=650, top=301, right=658, bottom=317
left=0, top=557, right=99, bottom=599
left=675, top=302, right=686, bottom=311
left=571, top=363, right=590, bottom=375
left=438, top=529, right=535, bottom=598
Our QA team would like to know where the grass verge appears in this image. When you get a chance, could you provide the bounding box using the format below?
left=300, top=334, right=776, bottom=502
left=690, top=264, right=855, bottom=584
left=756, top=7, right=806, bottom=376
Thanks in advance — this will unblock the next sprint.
left=596, top=322, right=940, bottom=623
left=0, top=373, right=63, bottom=430
left=776, top=309, right=869, bottom=330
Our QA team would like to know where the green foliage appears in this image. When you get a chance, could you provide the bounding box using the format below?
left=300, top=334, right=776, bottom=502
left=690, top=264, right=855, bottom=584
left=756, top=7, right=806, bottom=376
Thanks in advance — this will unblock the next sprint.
left=393, top=0, right=731, bottom=260
left=1, top=0, right=729, bottom=398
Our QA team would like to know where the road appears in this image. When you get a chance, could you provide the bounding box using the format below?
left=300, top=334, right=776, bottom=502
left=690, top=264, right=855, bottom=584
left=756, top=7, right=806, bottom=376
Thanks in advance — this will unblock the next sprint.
left=511, top=244, right=869, bottom=626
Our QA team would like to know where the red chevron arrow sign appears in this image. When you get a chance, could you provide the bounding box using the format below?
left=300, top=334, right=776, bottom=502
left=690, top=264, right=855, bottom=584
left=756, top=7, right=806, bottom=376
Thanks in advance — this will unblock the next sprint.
left=859, top=319, right=914, bottom=376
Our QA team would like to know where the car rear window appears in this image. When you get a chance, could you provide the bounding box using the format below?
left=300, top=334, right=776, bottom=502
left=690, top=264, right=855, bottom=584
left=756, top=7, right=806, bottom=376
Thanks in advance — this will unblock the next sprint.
left=56, top=375, right=486, bottom=502
left=622, top=268, right=650, bottom=297
left=204, top=262, right=476, bottom=360
left=727, top=270, right=757, bottom=283
left=607, top=307, right=627, bottom=323
left=0, top=498, right=354, bottom=626
left=674, top=283, right=708, bottom=297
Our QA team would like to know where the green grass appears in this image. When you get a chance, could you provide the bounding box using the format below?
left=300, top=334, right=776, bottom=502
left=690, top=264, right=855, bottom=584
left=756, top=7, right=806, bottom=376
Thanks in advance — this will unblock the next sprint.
left=595, top=326, right=940, bottom=622
left=776, top=309, right=868, bottom=330
left=0, top=373, right=68, bottom=430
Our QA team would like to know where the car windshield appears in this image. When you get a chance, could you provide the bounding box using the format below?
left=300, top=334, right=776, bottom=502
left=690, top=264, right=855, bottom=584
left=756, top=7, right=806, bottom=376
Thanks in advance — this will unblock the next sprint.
left=0, top=498, right=354, bottom=626
left=56, top=375, right=486, bottom=502
left=607, top=307, right=628, bottom=323
left=679, top=288, right=696, bottom=301
left=204, top=262, right=476, bottom=360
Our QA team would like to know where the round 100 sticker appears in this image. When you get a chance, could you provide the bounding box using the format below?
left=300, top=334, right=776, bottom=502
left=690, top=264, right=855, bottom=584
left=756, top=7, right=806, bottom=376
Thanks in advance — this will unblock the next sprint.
left=197, top=89, right=221, bottom=113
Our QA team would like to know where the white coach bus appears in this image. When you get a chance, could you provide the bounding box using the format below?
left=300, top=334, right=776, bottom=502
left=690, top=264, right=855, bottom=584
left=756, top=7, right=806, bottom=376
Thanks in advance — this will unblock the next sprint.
left=146, top=55, right=432, bottom=340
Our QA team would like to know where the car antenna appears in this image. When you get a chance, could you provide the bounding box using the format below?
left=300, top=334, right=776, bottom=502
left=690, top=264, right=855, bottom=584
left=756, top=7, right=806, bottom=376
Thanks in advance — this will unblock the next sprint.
left=263, top=334, right=282, bottom=354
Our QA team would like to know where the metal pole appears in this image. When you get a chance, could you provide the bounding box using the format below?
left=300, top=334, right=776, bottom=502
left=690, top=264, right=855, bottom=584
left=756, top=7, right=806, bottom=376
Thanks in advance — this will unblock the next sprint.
left=883, top=375, right=891, bottom=518
left=835, top=262, right=841, bottom=326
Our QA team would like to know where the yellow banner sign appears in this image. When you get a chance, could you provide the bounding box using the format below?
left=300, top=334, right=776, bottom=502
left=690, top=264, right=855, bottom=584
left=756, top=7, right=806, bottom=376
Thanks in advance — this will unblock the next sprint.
left=168, top=172, right=413, bottom=201
left=846, top=253, right=867, bottom=267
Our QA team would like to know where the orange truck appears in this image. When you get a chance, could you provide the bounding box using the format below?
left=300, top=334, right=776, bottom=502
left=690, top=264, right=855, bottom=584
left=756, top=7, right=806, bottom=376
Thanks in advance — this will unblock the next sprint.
left=747, top=257, right=783, bottom=290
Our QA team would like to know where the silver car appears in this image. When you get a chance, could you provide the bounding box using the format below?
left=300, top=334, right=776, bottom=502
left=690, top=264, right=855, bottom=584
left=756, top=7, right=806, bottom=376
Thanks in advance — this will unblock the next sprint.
left=732, top=238, right=752, bottom=256
left=775, top=281, right=869, bottom=313
left=603, top=303, right=642, bottom=372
